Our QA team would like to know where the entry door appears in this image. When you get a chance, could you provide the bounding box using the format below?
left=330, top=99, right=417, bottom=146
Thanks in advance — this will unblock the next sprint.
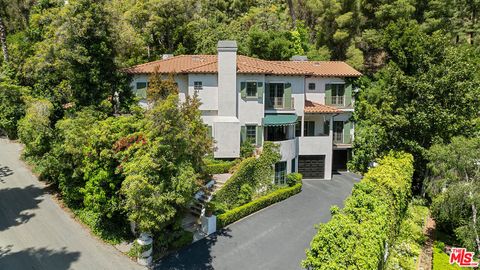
left=298, top=155, right=325, bottom=179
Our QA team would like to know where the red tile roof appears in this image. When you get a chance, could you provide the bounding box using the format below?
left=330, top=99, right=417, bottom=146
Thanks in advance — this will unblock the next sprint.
left=124, top=55, right=361, bottom=77
left=304, top=100, right=342, bottom=113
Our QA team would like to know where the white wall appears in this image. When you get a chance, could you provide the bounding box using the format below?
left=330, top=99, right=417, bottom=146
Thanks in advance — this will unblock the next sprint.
left=237, top=74, right=265, bottom=126
left=305, top=77, right=345, bottom=104
left=214, top=119, right=240, bottom=158
left=188, top=74, right=218, bottom=111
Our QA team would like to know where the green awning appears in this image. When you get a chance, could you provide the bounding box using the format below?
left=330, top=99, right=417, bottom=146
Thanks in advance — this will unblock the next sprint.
left=263, top=114, right=298, bottom=127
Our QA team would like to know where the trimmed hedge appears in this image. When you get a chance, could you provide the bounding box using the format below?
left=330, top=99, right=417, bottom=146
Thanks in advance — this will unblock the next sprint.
left=302, top=152, right=414, bottom=270
left=204, top=160, right=236, bottom=174
left=217, top=181, right=302, bottom=228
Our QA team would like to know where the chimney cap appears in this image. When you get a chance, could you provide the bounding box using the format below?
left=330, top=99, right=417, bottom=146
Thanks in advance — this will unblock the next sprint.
left=290, top=55, right=308, bottom=61
left=217, top=40, right=238, bottom=51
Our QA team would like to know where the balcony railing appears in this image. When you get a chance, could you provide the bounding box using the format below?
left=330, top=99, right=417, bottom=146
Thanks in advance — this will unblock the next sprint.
left=265, top=97, right=294, bottom=110
left=331, top=96, right=344, bottom=106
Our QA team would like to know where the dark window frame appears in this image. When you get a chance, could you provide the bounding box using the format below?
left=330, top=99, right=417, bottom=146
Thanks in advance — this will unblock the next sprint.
left=246, top=82, right=258, bottom=97
left=194, top=81, right=203, bottom=91
left=308, top=83, right=316, bottom=90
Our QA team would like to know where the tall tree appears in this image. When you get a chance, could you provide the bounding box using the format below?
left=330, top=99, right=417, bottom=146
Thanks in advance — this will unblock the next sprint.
left=25, top=0, right=123, bottom=110
left=351, top=21, right=480, bottom=188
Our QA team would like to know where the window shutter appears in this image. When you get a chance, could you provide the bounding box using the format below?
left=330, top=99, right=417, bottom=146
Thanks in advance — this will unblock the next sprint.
left=256, top=125, right=263, bottom=146
left=345, top=83, right=352, bottom=107
left=284, top=82, right=292, bottom=109
left=343, top=121, right=351, bottom=144
left=241, top=82, right=247, bottom=99
left=325, top=84, right=332, bottom=105
left=207, top=125, right=213, bottom=138
left=257, top=82, right=264, bottom=100
left=240, top=126, right=246, bottom=143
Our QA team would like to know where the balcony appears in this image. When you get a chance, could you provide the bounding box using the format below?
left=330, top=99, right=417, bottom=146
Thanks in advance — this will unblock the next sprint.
left=330, top=96, right=344, bottom=106
left=272, top=138, right=298, bottom=161
left=265, top=97, right=295, bottom=110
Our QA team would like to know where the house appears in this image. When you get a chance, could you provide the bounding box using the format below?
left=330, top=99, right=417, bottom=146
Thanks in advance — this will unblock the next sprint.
left=125, top=41, right=361, bottom=181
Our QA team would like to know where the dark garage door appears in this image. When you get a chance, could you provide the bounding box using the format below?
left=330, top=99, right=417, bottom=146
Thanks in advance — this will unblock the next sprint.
left=298, top=155, right=325, bottom=179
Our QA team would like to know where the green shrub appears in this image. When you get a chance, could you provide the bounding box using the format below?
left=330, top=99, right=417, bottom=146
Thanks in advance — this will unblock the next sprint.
left=204, top=159, right=235, bottom=174
left=240, top=139, right=255, bottom=158
left=433, top=241, right=461, bottom=270
left=0, top=82, right=27, bottom=139
left=170, top=230, right=193, bottom=250
left=214, top=142, right=281, bottom=209
left=286, top=173, right=302, bottom=187
left=17, top=98, right=54, bottom=158
left=302, top=152, right=414, bottom=270
left=217, top=181, right=302, bottom=228
left=385, top=203, right=429, bottom=270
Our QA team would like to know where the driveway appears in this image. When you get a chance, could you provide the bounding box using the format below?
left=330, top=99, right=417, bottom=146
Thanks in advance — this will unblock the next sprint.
left=157, top=172, right=361, bottom=270
left=0, top=139, right=143, bottom=270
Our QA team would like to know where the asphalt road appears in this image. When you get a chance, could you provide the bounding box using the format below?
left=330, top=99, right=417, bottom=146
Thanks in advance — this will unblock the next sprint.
left=157, top=172, right=361, bottom=270
left=0, top=139, right=144, bottom=270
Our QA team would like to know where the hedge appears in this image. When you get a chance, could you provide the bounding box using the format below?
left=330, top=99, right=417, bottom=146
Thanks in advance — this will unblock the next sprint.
left=204, top=160, right=236, bottom=174
left=302, top=152, right=414, bottom=270
left=217, top=181, right=302, bottom=228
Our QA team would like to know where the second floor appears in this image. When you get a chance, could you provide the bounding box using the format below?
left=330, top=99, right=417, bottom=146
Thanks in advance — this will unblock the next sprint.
left=126, top=41, right=361, bottom=123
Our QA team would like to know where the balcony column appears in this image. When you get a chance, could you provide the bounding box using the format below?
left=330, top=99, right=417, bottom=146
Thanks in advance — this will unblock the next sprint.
left=329, top=115, right=334, bottom=138
left=301, top=115, right=305, bottom=137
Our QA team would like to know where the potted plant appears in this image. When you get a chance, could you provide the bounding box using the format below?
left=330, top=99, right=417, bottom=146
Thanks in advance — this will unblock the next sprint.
left=205, top=201, right=215, bottom=217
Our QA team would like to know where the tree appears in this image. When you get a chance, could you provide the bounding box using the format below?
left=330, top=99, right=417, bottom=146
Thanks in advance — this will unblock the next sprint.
left=0, top=80, right=27, bottom=138
left=351, top=21, right=480, bottom=189
left=25, top=0, right=124, bottom=111
left=426, top=137, right=480, bottom=254
left=147, top=73, right=178, bottom=103
left=121, top=91, right=212, bottom=235
left=17, top=97, right=53, bottom=158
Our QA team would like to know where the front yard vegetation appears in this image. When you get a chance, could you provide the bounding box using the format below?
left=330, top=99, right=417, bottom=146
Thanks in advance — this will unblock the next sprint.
left=303, top=152, right=414, bottom=269
left=15, top=75, right=213, bottom=254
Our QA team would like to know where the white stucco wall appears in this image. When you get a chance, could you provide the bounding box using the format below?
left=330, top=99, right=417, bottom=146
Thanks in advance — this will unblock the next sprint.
left=188, top=74, right=218, bottom=111
left=305, top=77, right=345, bottom=104
left=213, top=118, right=240, bottom=158
left=237, top=74, right=265, bottom=126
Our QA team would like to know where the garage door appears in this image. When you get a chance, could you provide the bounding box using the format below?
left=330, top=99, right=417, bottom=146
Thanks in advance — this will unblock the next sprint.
left=298, top=155, right=325, bottom=179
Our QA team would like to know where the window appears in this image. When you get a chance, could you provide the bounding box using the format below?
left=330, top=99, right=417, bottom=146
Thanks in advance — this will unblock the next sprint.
left=194, top=81, right=203, bottom=91
left=268, top=83, right=285, bottom=108
left=308, top=83, right=316, bottom=90
left=274, top=161, right=287, bottom=185
left=246, top=125, right=256, bottom=142
left=333, top=121, right=344, bottom=143
left=291, top=158, right=296, bottom=173
left=331, top=84, right=345, bottom=105
left=136, top=82, right=147, bottom=89
left=246, top=82, right=257, bottom=97
left=304, top=121, right=315, bottom=136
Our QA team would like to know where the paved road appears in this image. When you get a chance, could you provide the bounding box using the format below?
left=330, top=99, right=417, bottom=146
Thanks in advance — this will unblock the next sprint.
left=157, top=172, right=361, bottom=270
left=0, top=139, right=143, bottom=270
